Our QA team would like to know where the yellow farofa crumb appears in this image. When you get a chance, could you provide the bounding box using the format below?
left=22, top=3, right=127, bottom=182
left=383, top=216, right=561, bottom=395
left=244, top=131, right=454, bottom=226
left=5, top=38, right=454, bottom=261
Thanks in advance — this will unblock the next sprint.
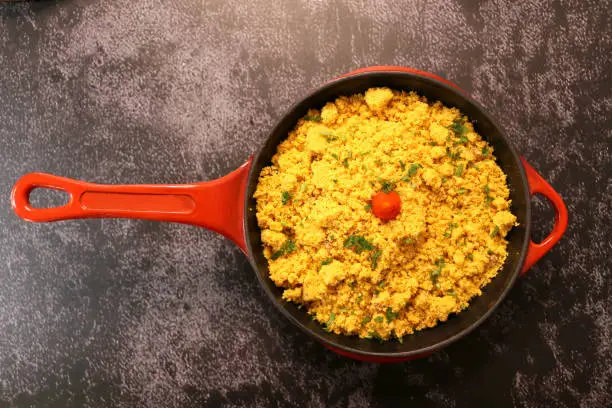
left=254, top=88, right=518, bottom=341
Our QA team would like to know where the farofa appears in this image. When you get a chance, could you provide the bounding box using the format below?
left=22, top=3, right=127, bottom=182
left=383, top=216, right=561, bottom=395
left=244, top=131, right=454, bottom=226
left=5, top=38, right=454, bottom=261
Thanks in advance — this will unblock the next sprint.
left=254, top=87, right=517, bottom=341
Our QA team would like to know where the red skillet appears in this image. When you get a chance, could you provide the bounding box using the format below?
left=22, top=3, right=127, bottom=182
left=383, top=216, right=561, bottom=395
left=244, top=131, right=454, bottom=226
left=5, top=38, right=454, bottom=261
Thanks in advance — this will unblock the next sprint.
left=11, top=66, right=568, bottom=362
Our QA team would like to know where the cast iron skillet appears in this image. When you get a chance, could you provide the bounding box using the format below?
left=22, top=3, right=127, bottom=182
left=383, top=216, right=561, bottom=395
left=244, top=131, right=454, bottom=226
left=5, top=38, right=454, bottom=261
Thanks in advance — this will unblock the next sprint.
left=11, top=66, right=568, bottom=362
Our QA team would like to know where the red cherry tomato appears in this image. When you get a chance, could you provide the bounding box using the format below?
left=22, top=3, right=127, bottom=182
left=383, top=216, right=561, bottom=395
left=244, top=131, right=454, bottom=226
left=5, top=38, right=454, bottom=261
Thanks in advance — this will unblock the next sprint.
left=371, top=191, right=401, bottom=221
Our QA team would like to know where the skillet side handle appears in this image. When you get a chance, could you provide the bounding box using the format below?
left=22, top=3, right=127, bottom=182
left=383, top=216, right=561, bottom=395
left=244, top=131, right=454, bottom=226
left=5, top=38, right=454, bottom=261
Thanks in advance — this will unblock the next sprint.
left=11, top=160, right=252, bottom=254
left=520, top=157, right=568, bottom=275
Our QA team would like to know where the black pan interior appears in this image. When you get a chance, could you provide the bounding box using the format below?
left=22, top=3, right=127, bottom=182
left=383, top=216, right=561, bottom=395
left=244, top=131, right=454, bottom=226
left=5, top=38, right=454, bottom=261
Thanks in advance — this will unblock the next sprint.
left=244, top=71, right=531, bottom=358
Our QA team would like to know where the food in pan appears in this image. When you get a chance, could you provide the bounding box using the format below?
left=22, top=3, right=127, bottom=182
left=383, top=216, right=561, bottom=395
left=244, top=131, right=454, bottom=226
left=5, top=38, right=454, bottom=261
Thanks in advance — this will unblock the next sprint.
left=254, top=87, right=517, bottom=341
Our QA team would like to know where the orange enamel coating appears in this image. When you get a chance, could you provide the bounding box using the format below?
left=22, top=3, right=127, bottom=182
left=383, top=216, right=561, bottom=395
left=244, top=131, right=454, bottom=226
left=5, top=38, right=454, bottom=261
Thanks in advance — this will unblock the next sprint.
left=11, top=160, right=252, bottom=253
left=519, top=157, right=568, bottom=274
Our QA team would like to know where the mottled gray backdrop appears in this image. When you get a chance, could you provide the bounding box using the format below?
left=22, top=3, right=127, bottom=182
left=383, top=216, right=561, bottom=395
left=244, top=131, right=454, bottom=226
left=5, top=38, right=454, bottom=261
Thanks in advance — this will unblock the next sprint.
left=0, top=0, right=610, bottom=407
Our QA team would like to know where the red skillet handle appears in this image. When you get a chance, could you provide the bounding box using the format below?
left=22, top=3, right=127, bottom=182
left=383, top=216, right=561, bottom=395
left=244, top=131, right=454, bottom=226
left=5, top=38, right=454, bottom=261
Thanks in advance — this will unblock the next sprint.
left=11, top=160, right=252, bottom=253
left=520, top=157, right=568, bottom=274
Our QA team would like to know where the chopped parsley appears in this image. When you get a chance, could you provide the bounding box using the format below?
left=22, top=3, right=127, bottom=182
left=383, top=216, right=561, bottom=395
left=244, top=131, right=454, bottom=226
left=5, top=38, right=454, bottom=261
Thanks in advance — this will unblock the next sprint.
left=401, top=163, right=423, bottom=182
left=361, top=315, right=372, bottom=325
left=343, top=157, right=349, bottom=168
left=467, top=253, right=474, bottom=261
left=325, top=312, right=336, bottom=331
left=458, top=188, right=467, bottom=195
left=450, top=118, right=468, bottom=135
left=399, top=160, right=406, bottom=170
left=484, top=184, right=494, bottom=206
left=403, top=237, right=415, bottom=245
left=364, top=203, right=372, bottom=211
left=379, top=179, right=396, bottom=193
left=490, top=226, right=500, bottom=237
left=385, top=307, right=399, bottom=323
left=447, top=290, right=457, bottom=297
left=454, top=134, right=469, bottom=145
left=343, top=235, right=374, bottom=254
left=349, top=281, right=357, bottom=289
left=446, top=147, right=461, bottom=160
left=320, top=131, right=338, bottom=142
left=430, top=257, right=445, bottom=287
left=281, top=191, right=292, bottom=205
left=487, top=249, right=494, bottom=255
left=270, top=239, right=297, bottom=260
left=374, top=316, right=384, bottom=324
left=377, top=281, right=386, bottom=289
left=441, top=177, right=447, bottom=183
left=332, top=179, right=338, bottom=184
left=331, top=153, right=339, bottom=160
left=443, top=222, right=458, bottom=238
left=304, top=114, right=321, bottom=122
left=370, top=250, right=382, bottom=269
left=321, top=258, right=333, bottom=267
left=482, top=146, right=490, bottom=156
left=454, top=163, right=464, bottom=177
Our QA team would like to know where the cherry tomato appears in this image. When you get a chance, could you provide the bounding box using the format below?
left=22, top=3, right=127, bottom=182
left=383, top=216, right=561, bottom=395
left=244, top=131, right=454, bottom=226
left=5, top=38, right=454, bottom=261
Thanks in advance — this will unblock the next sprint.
left=371, top=191, right=401, bottom=221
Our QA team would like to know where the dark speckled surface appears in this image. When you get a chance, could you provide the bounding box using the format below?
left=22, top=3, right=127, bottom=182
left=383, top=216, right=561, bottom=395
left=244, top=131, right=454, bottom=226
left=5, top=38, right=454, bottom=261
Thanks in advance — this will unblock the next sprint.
left=0, top=1, right=610, bottom=407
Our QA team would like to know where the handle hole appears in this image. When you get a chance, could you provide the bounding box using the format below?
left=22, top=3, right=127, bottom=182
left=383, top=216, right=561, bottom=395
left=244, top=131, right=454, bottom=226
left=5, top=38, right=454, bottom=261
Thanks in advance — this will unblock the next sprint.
left=28, top=187, right=70, bottom=209
left=531, top=193, right=555, bottom=244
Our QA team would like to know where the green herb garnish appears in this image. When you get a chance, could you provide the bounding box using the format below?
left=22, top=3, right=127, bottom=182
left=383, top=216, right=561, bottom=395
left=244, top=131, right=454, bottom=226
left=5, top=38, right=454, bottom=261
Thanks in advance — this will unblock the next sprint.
left=374, top=316, right=384, bottom=324
left=343, top=235, right=374, bottom=254
left=385, top=307, right=399, bottom=323
left=399, top=160, right=406, bottom=170
left=487, top=249, right=494, bottom=255
left=325, top=312, right=336, bottom=331
left=320, top=131, right=338, bottom=142
left=331, top=153, right=339, bottom=160
left=281, top=191, right=292, bottom=205
left=454, top=163, right=464, bottom=177
left=482, top=146, right=489, bottom=156
left=454, top=134, right=469, bottom=145
left=467, top=253, right=474, bottom=261
left=447, top=290, right=457, bottom=297
left=484, top=184, right=494, bottom=206
left=446, top=147, right=460, bottom=160
left=401, top=163, right=422, bottom=182
left=450, top=118, right=467, bottom=135
left=332, top=179, right=338, bottom=184
left=370, top=250, right=382, bottom=270
left=349, top=281, right=357, bottom=289
left=361, top=315, right=372, bottom=325
left=339, top=308, right=348, bottom=314
left=430, top=257, right=445, bottom=286
left=403, top=237, right=415, bottom=245
left=490, top=226, right=500, bottom=237
left=321, top=258, right=333, bottom=267
left=356, top=293, right=363, bottom=304
left=443, top=222, right=458, bottom=238
left=270, top=239, right=297, bottom=260
left=364, top=203, right=372, bottom=211
left=304, top=114, right=321, bottom=122
left=379, top=179, right=396, bottom=193
left=458, top=188, right=467, bottom=195
left=377, top=281, right=385, bottom=289
left=343, top=157, right=349, bottom=168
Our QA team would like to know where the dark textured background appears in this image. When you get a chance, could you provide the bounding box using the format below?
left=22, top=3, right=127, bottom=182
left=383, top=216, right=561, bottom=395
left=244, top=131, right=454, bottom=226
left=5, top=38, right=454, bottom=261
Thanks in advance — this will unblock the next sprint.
left=0, top=0, right=610, bottom=407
